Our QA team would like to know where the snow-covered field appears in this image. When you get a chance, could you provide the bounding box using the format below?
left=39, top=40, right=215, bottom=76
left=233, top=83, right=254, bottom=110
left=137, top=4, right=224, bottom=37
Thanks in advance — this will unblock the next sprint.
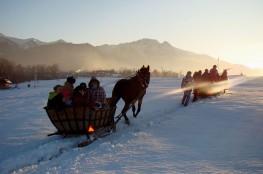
left=1, top=77, right=263, bottom=174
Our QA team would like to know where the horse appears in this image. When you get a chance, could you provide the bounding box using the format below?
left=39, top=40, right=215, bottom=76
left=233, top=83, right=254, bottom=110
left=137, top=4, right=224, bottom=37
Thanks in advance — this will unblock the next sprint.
left=110, top=65, right=150, bottom=125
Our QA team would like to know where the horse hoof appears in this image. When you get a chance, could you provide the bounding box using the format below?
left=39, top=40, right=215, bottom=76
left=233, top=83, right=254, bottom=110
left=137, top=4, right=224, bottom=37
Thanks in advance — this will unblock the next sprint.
left=125, top=119, right=130, bottom=125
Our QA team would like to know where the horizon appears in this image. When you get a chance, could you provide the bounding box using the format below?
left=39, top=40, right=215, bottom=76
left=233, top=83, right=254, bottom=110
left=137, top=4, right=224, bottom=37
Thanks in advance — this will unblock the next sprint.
left=0, top=0, right=263, bottom=70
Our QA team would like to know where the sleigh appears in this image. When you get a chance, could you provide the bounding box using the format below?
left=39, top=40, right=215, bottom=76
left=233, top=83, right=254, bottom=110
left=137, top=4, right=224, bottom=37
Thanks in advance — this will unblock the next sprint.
left=0, top=78, right=13, bottom=89
left=197, top=81, right=228, bottom=97
left=44, top=98, right=116, bottom=137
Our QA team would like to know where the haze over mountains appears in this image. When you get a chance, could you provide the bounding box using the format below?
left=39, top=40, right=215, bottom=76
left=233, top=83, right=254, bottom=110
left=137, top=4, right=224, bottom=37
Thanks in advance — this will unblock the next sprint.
left=0, top=33, right=261, bottom=75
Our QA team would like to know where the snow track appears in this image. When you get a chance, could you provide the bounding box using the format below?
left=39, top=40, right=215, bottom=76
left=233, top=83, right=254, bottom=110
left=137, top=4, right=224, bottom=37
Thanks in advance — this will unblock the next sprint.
left=1, top=77, right=263, bottom=173
left=3, top=136, right=82, bottom=173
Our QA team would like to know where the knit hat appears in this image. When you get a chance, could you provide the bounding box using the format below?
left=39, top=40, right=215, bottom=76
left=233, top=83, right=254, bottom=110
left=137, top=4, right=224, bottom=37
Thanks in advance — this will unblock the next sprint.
left=53, top=84, right=62, bottom=91
left=66, top=76, right=76, bottom=84
left=88, top=77, right=100, bottom=88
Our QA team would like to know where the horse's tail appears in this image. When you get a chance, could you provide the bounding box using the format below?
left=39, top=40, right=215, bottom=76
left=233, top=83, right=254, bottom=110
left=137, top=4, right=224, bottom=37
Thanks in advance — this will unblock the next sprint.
left=110, top=80, right=122, bottom=107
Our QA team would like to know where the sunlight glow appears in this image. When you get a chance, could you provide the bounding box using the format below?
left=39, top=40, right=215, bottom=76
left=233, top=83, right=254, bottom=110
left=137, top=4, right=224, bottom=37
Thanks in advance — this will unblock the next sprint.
left=150, top=77, right=249, bottom=101
left=75, top=69, right=82, bottom=73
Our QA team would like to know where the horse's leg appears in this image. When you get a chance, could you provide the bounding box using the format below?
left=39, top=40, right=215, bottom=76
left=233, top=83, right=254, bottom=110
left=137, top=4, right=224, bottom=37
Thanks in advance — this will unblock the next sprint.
left=110, top=95, right=121, bottom=108
left=134, top=96, right=144, bottom=118
left=182, top=94, right=187, bottom=105
left=121, top=103, right=131, bottom=125
left=132, top=104, right=136, bottom=117
left=123, top=113, right=130, bottom=125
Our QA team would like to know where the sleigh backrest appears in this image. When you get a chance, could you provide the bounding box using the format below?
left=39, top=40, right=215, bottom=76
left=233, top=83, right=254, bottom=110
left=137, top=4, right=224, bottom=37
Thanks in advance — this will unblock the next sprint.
left=44, top=101, right=116, bottom=135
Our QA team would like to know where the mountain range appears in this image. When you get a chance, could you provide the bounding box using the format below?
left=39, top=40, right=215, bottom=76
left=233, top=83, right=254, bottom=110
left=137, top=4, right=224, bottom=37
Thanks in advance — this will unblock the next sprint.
left=0, top=33, right=260, bottom=75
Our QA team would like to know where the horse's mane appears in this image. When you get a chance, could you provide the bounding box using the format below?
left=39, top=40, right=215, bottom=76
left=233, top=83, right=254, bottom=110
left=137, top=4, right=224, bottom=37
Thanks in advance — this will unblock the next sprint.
left=127, top=71, right=139, bottom=80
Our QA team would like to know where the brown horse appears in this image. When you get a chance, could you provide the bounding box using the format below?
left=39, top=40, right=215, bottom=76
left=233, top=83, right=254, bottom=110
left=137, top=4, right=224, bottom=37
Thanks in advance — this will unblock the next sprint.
left=111, top=65, right=150, bottom=125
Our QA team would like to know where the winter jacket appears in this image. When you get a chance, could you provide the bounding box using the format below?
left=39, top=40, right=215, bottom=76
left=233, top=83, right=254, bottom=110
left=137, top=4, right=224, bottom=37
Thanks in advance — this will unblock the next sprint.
left=88, top=87, right=106, bottom=107
left=210, top=68, right=220, bottom=82
left=72, top=90, right=90, bottom=107
left=47, top=92, right=65, bottom=110
left=220, top=70, right=228, bottom=81
left=202, top=72, right=210, bottom=82
left=61, top=82, right=74, bottom=104
left=181, top=76, right=193, bottom=88
left=193, top=72, right=202, bottom=83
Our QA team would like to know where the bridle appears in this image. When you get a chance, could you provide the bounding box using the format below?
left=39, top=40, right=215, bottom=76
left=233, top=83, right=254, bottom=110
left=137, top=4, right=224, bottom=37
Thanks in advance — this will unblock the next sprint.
left=136, top=71, right=149, bottom=89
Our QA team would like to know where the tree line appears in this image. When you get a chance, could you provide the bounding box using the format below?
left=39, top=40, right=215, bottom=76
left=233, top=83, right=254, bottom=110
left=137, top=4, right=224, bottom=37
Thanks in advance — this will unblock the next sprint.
left=0, top=57, right=183, bottom=84
left=0, top=58, right=60, bottom=83
left=77, top=69, right=183, bottom=78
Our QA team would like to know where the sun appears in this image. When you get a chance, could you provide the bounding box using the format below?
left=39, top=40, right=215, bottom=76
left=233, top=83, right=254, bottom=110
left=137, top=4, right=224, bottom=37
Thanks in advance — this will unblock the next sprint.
left=246, top=62, right=263, bottom=69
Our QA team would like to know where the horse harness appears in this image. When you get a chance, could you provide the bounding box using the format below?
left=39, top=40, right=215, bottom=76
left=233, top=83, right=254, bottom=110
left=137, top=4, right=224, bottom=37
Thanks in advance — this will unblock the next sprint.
left=114, top=73, right=149, bottom=124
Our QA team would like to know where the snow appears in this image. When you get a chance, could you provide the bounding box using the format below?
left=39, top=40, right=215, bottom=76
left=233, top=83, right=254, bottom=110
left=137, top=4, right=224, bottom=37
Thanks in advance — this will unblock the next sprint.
left=1, top=77, right=263, bottom=174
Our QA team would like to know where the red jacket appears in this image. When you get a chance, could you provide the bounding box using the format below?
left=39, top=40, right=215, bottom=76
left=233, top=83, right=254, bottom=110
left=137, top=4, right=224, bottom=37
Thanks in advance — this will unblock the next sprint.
left=72, top=91, right=90, bottom=106
left=61, top=82, right=74, bottom=102
left=210, top=68, right=219, bottom=82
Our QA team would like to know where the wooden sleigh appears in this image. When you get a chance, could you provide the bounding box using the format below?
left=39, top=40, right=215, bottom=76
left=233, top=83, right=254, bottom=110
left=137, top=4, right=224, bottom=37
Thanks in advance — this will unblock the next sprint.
left=44, top=98, right=116, bottom=137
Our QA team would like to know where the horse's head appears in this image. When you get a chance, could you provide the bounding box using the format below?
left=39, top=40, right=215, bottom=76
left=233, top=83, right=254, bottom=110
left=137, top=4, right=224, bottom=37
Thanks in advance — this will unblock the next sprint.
left=137, top=65, right=151, bottom=88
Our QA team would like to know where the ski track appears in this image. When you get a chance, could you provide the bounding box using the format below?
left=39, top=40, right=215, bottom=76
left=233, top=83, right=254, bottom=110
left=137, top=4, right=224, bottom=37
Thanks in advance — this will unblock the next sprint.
left=1, top=77, right=263, bottom=173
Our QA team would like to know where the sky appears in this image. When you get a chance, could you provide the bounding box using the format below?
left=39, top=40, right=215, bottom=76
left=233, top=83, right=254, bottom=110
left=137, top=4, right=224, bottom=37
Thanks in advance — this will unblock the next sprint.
left=0, top=0, right=263, bottom=69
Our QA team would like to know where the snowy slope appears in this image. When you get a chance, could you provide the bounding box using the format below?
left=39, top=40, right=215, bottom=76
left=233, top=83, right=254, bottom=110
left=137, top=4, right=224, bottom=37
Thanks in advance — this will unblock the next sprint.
left=0, top=77, right=263, bottom=174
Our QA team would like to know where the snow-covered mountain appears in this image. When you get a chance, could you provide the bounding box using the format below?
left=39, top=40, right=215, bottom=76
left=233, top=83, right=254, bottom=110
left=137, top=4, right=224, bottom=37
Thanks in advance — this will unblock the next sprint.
left=0, top=33, right=47, bottom=49
left=0, top=33, right=261, bottom=75
left=0, top=33, right=70, bottom=49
